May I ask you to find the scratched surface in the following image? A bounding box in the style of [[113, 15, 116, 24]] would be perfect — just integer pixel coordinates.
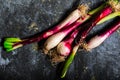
[[0, 0, 120, 80]]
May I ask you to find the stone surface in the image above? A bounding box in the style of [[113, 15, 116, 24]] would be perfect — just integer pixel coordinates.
[[0, 0, 120, 80]]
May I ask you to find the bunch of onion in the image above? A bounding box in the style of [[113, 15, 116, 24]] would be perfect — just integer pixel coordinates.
[[44, 0, 120, 63], [5, 0, 113, 52], [42, 3, 108, 63], [43, 2, 113, 53], [60, 0, 120, 78], [3, 4, 88, 52], [2, 0, 120, 79]]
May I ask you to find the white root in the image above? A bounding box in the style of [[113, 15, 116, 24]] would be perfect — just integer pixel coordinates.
[[57, 42, 70, 56], [87, 35, 108, 50], [43, 32, 66, 54], [57, 4, 88, 29]]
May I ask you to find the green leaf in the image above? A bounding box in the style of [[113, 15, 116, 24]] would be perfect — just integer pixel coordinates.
[[61, 53, 75, 78], [4, 41, 13, 45], [6, 48, 14, 52], [61, 45, 79, 78], [4, 42, 13, 48], [88, 3, 106, 15], [4, 45, 12, 49], [5, 38, 21, 42], [97, 12, 120, 24]]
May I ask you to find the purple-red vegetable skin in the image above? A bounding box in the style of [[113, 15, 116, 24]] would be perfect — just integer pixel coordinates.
[[57, 29, 80, 56], [56, 6, 111, 56], [87, 19, 120, 50], [4, 5, 88, 52], [79, 6, 113, 40], [43, 20, 82, 54]]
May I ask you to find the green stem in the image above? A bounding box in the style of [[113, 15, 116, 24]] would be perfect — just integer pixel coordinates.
[[61, 53, 75, 78], [5, 38, 21, 42], [97, 12, 120, 24], [61, 45, 79, 78], [88, 3, 106, 15], [89, 0, 119, 15]]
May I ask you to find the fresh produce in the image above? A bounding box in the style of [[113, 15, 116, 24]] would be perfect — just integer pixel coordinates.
[[43, 3, 107, 54], [56, 3, 107, 58], [3, 0, 120, 79], [86, 18, 120, 50], [3, 5, 88, 52], [61, 0, 120, 78], [43, 20, 82, 54], [57, 28, 80, 57]]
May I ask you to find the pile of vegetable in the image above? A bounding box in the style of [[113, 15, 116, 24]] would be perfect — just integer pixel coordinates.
[[3, 0, 120, 78]]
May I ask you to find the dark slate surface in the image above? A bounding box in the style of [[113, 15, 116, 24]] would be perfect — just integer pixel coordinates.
[[0, 0, 120, 80]]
